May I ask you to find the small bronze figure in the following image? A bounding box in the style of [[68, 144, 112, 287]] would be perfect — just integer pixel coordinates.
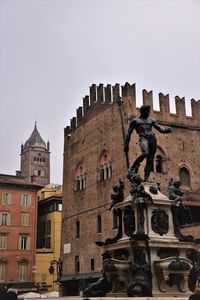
[[108, 179, 124, 210], [168, 178, 183, 204], [127, 169, 153, 203]]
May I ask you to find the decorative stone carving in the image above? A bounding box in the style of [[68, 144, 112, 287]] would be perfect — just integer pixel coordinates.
[[103, 257, 132, 293], [151, 208, 169, 236], [84, 271, 112, 297], [171, 204, 194, 242], [127, 169, 153, 203], [154, 256, 193, 293], [127, 249, 152, 297], [123, 207, 135, 237], [168, 178, 183, 204]]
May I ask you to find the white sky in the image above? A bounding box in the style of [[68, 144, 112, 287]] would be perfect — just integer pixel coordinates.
[[0, 0, 200, 184]]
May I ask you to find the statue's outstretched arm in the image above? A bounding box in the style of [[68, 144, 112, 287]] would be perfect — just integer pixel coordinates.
[[152, 119, 172, 134]]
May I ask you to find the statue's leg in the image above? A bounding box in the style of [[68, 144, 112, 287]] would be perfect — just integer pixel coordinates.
[[144, 161, 152, 181], [144, 139, 157, 181], [131, 138, 148, 172], [131, 153, 147, 171]]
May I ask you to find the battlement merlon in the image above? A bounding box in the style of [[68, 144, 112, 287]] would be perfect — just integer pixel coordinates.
[[64, 83, 200, 135]]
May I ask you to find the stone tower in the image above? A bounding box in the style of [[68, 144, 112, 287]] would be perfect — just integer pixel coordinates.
[[20, 122, 50, 186]]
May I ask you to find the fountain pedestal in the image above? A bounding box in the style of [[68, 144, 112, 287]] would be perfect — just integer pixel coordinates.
[[102, 182, 195, 298]]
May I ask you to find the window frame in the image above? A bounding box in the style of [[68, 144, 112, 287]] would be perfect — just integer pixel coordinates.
[[19, 235, 30, 250], [21, 213, 29, 227], [21, 194, 31, 206], [19, 263, 28, 281], [0, 263, 6, 282], [97, 215, 102, 233], [75, 220, 80, 238], [0, 234, 7, 250], [2, 193, 11, 205], [0, 212, 10, 226]]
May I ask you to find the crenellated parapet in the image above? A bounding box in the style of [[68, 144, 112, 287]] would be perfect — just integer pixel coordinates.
[[65, 83, 200, 134]]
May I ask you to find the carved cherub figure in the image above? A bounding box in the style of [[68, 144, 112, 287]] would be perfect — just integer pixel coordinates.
[[127, 169, 153, 203], [108, 179, 124, 210], [168, 178, 183, 204]]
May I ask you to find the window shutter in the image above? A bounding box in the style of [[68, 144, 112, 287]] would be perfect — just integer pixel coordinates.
[[18, 236, 22, 250], [4, 236, 7, 249], [7, 213, 10, 225], [28, 195, 31, 206], [2, 193, 4, 204], [8, 193, 11, 204], [27, 236, 30, 250], [27, 214, 29, 226]]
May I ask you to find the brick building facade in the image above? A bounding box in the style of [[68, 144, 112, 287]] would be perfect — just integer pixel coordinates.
[[0, 174, 42, 293], [61, 83, 200, 295], [0, 124, 51, 294]]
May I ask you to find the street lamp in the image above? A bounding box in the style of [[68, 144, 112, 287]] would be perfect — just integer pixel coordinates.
[[48, 258, 63, 283]]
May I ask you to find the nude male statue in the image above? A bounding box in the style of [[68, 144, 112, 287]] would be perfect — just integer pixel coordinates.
[[124, 105, 171, 181]]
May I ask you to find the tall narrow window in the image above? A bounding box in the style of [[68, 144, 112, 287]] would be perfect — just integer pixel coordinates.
[[21, 213, 29, 227], [179, 166, 191, 189], [2, 193, 11, 205], [76, 221, 80, 238], [155, 155, 163, 173], [75, 256, 80, 273], [97, 215, 102, 233], [91, 259, 95, 271], [98, 150, 112, 181], [154, 147, 167, 174], [0, 213, 10, 226], [75, 161, 86, 191], [0, 263, 6, 282], [19, 235, 30, 250], [0, 234, 7, 250], [21, 195, 31, 206], [19, 263, 28, 281]]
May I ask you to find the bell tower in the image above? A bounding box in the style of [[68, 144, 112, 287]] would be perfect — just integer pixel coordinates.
[[20, 122, 50, 186]]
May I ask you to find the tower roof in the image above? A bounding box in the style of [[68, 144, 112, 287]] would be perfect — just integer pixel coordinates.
[[24, 122, 46, 149]]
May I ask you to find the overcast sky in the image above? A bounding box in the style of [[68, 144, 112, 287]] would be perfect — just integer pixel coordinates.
[[0, 0, 200, 184]]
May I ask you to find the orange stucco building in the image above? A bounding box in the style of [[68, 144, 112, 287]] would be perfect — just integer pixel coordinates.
[[0, 174, 42, 293]]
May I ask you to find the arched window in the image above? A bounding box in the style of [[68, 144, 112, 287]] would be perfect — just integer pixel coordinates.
[[75, 220, 80, 238], [98, 150, 112, 181], [97, 215, 102, 233], [75, 256, 80, 273], [179, 166, 191, 189], [154, 146, 167, 174], [75, 161, 86, 191]]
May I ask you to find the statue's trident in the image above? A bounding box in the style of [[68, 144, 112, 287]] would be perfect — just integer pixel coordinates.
[[116, 96, 130, 170]]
